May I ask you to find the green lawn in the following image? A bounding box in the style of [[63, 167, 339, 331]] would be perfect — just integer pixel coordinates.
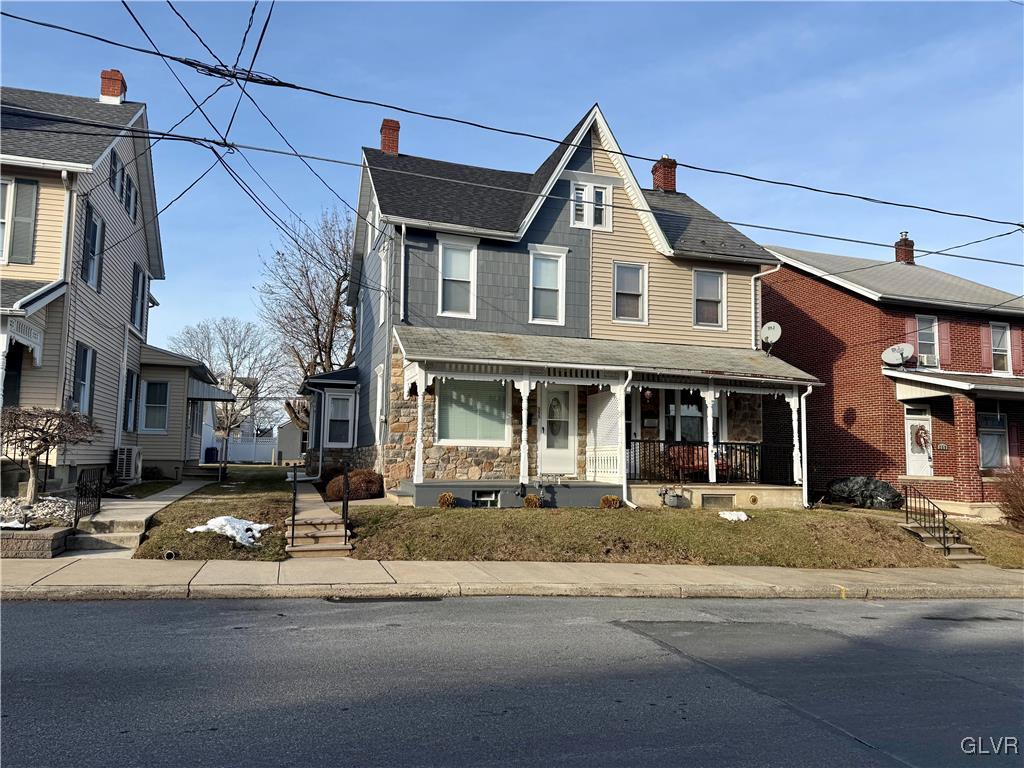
[[955, 523, 1024, 569], [348, 505, 949, 568], [134, 467, 291, 561]]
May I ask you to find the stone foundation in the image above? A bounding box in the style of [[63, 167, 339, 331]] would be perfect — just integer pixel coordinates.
[[1, 526, 72, 558], [307, 445, 379, 477]]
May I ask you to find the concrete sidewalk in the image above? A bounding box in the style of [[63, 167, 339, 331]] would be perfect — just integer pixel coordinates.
[[1, 557, 1021, 600]]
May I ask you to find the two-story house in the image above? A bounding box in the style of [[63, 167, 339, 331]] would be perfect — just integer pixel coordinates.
[[301, 105, 818, 509], [762, 236, 1023, 518], [1, 71, 232, 492]]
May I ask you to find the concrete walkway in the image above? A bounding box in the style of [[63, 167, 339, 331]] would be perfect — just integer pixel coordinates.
[[1, 557, 1021, 600], [294, 482, 342, 521], [82, 479, 214, 530]]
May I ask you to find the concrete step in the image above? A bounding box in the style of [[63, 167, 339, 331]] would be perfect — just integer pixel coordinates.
[[384, 491, 415, 507], [67, 532, 143, 551], [285, 542, 354, 558], [77, 514, 153, 534], [945, 552, 987, 564], [286, 515, 346, 526], [294, 531, 351, 546]]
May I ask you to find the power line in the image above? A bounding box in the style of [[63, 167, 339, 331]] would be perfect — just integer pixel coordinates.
[[9, 112, 1023, 270], [2, 8, 1021, 229]]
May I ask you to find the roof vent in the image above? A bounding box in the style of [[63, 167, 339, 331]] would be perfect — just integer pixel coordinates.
[[100, 69, 127, 105]]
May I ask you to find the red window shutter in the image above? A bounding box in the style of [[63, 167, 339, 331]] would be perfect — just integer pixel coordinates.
[[980, 323, 993, 372], [1009, 422, 1021, 469], [938, 321, 952, 367], [904, 317, 917, 360], [1012, 328, 1024, 375]]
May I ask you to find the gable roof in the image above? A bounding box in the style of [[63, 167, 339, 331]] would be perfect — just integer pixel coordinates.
[[141, 344, 218, 385], [1, 86, 143, 167], [767, 245, 1024, 317]]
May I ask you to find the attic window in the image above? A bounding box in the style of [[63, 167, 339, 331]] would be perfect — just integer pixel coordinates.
[[569, 182, 611, 231]]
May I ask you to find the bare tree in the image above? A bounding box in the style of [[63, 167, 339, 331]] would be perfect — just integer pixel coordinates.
[[1, 407, 101, 505], [169, 317, 285, 463], [257, 207, 357, 390]]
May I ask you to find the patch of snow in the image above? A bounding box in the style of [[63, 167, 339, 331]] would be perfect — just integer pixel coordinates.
[[718, 510, 750, 523], [0, 520, 30, 529], [0, 496, 75, 525], [187, 516, 271, 546]]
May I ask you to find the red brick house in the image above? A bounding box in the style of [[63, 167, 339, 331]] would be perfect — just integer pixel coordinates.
[[761, 235, 1023, 518]]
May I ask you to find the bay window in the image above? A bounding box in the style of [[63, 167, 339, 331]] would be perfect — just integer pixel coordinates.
[[529, 245, 566, 325], [436, 380, 509, 446], [437, 235, 477, 318], [613, 262, 646, 323], [694, 270, 725, 328]]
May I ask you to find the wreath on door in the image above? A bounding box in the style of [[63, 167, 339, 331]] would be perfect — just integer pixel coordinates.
[[913, 425, 931, 449]]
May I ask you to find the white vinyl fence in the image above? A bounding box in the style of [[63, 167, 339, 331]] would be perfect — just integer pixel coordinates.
[[218, 436, 277, 464]]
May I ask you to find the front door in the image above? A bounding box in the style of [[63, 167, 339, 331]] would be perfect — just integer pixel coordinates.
[[904, 405, 933, 476], [539, 384, 576, 475]]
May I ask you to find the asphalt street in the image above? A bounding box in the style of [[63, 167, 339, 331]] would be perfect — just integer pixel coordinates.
[[2, 597, 1022, 767]]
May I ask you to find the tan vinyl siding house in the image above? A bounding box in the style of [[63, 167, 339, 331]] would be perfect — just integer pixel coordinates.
[[590, 130, 756, 349], [0, 170, 68, 281]]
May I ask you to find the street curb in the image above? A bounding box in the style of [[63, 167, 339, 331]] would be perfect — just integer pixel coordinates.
[[4, 582, 1022, 601]]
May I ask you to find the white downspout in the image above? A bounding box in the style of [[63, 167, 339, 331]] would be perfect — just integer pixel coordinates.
[[621, 370, 636, 508], [800, 385, 813, 508], [750, 264, 782, 350]]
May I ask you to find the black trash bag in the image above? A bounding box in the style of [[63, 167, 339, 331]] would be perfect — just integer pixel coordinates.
[[827, 476, 904, 509]]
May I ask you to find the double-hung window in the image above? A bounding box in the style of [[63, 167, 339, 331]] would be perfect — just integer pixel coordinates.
[[81, 203, 105, 290], [123, 370, 138, 431], [694, 270, 725, 328], [978, 412, 1008, 469], [991, 322, 1011, 374], [436, 380, 509, 446], [529, 245, 566, 325], [569, 182, 611, 231], [325, 392, 355, 447], [916, 315, 939, 368], [613, 262, 646, 323], [0, 178, 11, 261], [437, 235, 477, 318], [130, 264, 147, 331], [141, 381, 169, 432], [109, 151, 137, 220], [72, 343, 97, 415], [109, 151, 124, 199]]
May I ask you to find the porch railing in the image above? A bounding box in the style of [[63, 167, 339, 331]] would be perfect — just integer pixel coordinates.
[[904, 484, 962, 554], [585, 446, 620, 482], [625, 440, 794, 485]]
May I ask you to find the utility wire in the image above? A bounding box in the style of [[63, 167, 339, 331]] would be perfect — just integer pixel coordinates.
[[11, 113, 1023, 270], [2, 8, 1021, 229]]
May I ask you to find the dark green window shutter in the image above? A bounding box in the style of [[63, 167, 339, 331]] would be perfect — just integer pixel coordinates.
[[82, 205, 94, 281], [9, 179, 38, 264], [87, 349, 98, 416]]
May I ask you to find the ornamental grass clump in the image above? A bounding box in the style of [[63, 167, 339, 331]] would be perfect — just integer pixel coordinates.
[[600, 495, 622, 510], [522, 494, 542, 508], [437, 492, 457, 508]]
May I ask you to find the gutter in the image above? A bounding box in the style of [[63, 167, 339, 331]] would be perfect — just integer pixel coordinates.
[[750, 264, 781, 350], [800, 384, 812, 508], [0, 154, 92, 173]]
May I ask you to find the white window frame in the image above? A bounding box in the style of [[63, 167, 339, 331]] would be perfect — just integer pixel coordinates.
[[990, 322, 1011, 375], [73, 344, 96, 415], [139, 380, 169, 433], [916, 315, 939, 368], [693, 269, 727, 330], [977, 411, 1009, 469], [123, 369, 138, 432], [0, 176, 13, 264], [324, 391, 356, 449], [81, 203, 104, 291], [434, 379, 512, 448], [569, 182, 612, 232], [436, 234, 478, 319], [528, 244, 567, 326], [612, 261, 648, 325]]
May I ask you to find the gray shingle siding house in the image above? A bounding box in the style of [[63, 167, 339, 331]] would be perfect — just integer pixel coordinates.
[[303, 106, 817, 508]]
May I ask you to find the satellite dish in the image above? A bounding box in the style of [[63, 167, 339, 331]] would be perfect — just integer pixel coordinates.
[[760, 322, 782, 346], [881, 343, 914, 366]]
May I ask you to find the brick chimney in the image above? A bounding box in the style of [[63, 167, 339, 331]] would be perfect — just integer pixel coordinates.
[[99, 69, 127, 105], [895, 231, 915, 264], [380, 119, 400, 155], [652, 155, 677, 193]]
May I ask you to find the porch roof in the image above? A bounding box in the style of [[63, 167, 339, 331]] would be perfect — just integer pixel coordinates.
[[395, 327, 818, 386], [884, 368, 1024, 399]]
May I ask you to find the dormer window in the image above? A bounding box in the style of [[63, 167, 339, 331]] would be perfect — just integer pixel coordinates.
[[570, 182, 611, 231]]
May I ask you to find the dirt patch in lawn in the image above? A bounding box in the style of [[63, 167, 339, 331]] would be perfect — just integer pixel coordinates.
[[349, 506, 949, 568], [956, 523, 1024, 569], [134, 468, 291, 561]]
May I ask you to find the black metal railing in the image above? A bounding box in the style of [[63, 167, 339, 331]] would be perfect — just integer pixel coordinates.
[[904, 485, 961, 554], [290, 464, 298, 547], [625, 440, 795, 485], [73, 468, 104, 529]]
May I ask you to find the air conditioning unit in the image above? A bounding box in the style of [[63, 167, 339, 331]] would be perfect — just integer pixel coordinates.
[[917, 354, 938, 368], [115, 446, 143, 480]]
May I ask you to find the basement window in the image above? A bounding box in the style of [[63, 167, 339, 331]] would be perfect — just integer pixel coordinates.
[[472, 490, 500, 508]]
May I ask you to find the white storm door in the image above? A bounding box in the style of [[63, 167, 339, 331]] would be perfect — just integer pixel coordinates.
[[904, 405, 933, 476], [539, 384, 576, 474]]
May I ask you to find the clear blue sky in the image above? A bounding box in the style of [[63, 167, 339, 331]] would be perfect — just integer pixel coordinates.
[[4, 1, 1022, 346]]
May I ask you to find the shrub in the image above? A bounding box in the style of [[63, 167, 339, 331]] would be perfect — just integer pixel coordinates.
[[523, 494, 542, 508], [996, 466, 1024, 531], [600, 495, 621, 510], [438, 492, 457, 508], [324, 469, 384, 502]]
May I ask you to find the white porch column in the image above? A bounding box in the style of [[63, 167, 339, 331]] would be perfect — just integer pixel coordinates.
[[412, 374, 426, 484], [787, 389, 802, 485], [516, 378, 531, 484], [0, 333, 8, 411], [614, 374, 631, 496], [702, 388, 717, 484]]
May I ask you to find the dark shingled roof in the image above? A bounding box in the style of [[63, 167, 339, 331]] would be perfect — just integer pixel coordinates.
[[643, 190, 775, 264], [1, 86, 143, 166], [1, 279, 49, 309]]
